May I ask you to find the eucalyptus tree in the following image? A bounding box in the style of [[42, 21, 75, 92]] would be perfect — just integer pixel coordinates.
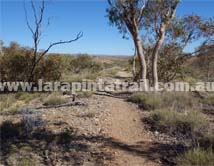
[[107, 0, 150, 89], [144, 0, 180, 90], [107, 0, 180, 90]]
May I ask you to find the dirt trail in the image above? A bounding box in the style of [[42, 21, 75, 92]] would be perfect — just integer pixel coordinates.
[[102, 97, 160, 166]]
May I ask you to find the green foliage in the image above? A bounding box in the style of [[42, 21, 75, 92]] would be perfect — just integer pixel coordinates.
[[36, 54, 64, 81], [128, 92, 196, 111], [128, 92, 162, 110], [43, 94, 69, 106], [82, 111, 96, 118], [69, 54, 103, 74], [199, 132, 214, 150], [0, 43, 32, 81], [145, 110, 208, 138], [0, 95, 16, 111], [202, 95, 214, 105], [15, 92, 42, 102], [76, 91, 93, 98], [17, 157, 35, 166], [177, 148, 214, 166], [0, 42, 64, 82]]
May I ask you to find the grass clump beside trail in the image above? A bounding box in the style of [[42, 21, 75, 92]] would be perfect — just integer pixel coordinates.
[[202, 95, 214, 105], [145, 110, 208, 138], [43, 94, 69, 106], [76, 91, 93, 98], [84, 111, 96, 118], [128, 92, 162, 110], [177, 148, 214, 166], [0, 95, 16, 111], [198, 132, 214, 150], [0, 92, 45, 112], [15, 92, 42, 103], [128, 92, 196, 111]]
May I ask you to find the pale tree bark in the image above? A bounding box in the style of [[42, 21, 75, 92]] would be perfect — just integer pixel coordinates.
[[207, 62, 210, 82], [152, 23, 166, 90], [107, 0, 148, 90], [151, 2, 179, 91], [132, 47, 137, 78], [134, 35, 148, 90], [131, 24, 148, 90]]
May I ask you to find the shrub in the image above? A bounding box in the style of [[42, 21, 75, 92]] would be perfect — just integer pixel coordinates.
[[69, 54, 103, 74], [36, 54, 64, 81], [0, 42, 63, 82], [4, 106, 19, 113], [0, 120, 22, 140], [76, 91, 93, 98], [15, 92, 42, 102], [43, 94, 69, 106], [177, 148, 214, 166], [20, 108, 46, 133], [0, 43, 32, 81], [62, 72, 100, 82], [128, 92, 163, 110], [0, 95, 16, 111], [202, 95, 214, 105], [82, 111, 96, 118], [17, 157, 35, 166], [162, 92, 196, 112], [145, 110, 208, 139], [128, 92, 196, 111], [199, 132, 214, 150]]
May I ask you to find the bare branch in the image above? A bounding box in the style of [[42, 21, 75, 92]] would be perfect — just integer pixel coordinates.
[[24, 0, 83, 82], [38, 0, 45, 26], [24, 2, 34, 36], [31, 0, 38, 25], [36, 32, 83, 65]]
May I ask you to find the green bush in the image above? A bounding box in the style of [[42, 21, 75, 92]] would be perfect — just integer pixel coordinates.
[[0, 95, 16, 111], [0, 42, 63, 82], [83, 111, 96, 118], [69, 54, 103, 74], [202, 95, 214, 105], [145, 110, 208, 138], [199, 132, 214, 150], [128, 92, 196, 111], [128, 92, 162, 110], [43, 94, 69, 106], [0, 44, 32, 81], [177, 148, 214, 166], [76, 91, 93, 98], [15, 92, 42, 102], [36, 55, 64, 81], [162, 92, 196, 111]]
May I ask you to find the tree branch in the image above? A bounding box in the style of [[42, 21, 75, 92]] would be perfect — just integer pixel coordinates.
[[137, 0, 148, 24], [24, 2, 34, 36], [36, 31, 83, 65]]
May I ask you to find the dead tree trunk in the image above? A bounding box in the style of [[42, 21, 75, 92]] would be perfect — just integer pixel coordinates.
[[24, 0, 83, 82]]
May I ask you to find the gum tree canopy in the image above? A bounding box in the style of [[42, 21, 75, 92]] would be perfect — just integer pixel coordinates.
[[107, 0, 180, 90]]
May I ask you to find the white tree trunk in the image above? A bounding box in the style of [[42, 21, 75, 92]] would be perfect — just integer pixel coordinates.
[[134, 34, 148, 91], [152, 24, 166, 91]]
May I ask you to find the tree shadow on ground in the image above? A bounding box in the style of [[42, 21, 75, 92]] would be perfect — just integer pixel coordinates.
[[0, 121, 185, 166]]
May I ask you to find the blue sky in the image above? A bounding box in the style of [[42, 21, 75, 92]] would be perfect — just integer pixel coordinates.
[[0, 0, 214, 56]]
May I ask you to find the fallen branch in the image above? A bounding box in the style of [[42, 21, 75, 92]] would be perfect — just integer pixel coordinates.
[[35, 101, 86, 109], [94, 91, 132, 99]]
